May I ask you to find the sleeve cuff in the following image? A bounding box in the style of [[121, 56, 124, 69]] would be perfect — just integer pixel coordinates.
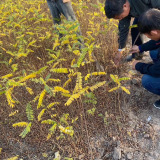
[[138, 46, 143, 53], [118, 48, 125, 52], [135, 62, 143, 72], [118, 49, 123, 52]]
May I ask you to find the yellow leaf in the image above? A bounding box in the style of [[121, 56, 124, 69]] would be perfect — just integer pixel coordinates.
[[65, 93, 81, 106], [61, 93, 71, 97], [9, 58, 13, 64], [12, 122, 28, 127], [86, 31, 92, 35], [5, 87, 15, 108], [53, 41, 60, 50], [18, 73, 36, 83], [61, 39, 69, 46], [85, 74, 90, 81], [71, 59, 76, 66], [0, 33, 6, 37], [51, 68, 68, 73], [41, 119, 55, 124], [42, 153, 48, 158], [9, 110, 19, 117], [59, 125, 74, 136], [90, 81, 106, 92], [129, 24, 138, 29], [63, 78, 72, 88], [85, 72, 106, 81], [49, 123, 57, 133], [16, 53, 28, 58], [27, 40, 37, 48], [110, 74, 117, 82], [73, 50, 80, 56], [127, 131, 132, 137], [108, 87, 119, 92], [6, 156, 19, 160], [73, 72, 82, 93], [47, 79, 61, 82], [1, 73, 13, 79], [14, 23, 21, 28], [110, 74, 120, 85], [121, 86, 130, 94], [16, 34, 25, 39], [47, 102, 60, 109], [26, 32, 34, 35], [54, 86, 70, 94], [47, 133, 52, 140], [37, 90, 46, 109], [38, 109, 46, 121], [26, 87, 34, 95], [128, 70, 136, 75]]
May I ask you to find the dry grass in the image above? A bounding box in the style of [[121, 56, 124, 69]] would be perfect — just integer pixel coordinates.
[[0, 0, 130, 159]]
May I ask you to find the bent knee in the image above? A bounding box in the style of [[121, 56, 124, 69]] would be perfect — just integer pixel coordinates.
[[142, 75, 152, 89]]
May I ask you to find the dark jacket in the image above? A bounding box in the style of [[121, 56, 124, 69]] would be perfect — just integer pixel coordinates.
[[118, 0, 160, 49], [135, 40, 160, 77], [139, 40, 160, 53]]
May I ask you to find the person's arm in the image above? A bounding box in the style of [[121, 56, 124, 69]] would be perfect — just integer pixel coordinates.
[[113, 16, 131, 65], [118, 16, 131, 49], [130, 40, 160, 53], [135, 61, 160, 77], [143, 0, 160, 9], [63, 0, 70, 3], [139, 40, 160, 52]]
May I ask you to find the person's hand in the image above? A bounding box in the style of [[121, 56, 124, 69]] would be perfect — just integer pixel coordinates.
[[132, 60, 139, 70], [114, 51, 123, 66], [130, 45, 140, 54], [63, 0, 70, 3]]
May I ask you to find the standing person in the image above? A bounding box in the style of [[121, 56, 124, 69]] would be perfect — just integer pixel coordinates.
[[104, 0, 160, 64], [132, 9, 160, 109], [47, 0, 83, 43], [47, 0, 77, 24]]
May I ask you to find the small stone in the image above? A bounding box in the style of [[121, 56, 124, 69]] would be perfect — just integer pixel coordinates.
[[116, 141, 121, 147], [98, 148, 104, 157], [144, 134, 150, 138], [133, 133, 136, 138], [135, 91, 141, 96], [113, 147, 121, 160], [113, 136, 116, 141], [79, 154, 85, 159], [133, 151, 144, 160], [144, 153, 150, 157], [127, 152, 133, 159], [103, 153, 112, 159], [132, 78, 138, 85]]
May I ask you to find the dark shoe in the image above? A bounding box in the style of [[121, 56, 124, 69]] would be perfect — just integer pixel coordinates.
[[153, 99, 160, 109], [125, 54, 134, 62], [125, 52, 144, 62], [134, 52, 143, 60]]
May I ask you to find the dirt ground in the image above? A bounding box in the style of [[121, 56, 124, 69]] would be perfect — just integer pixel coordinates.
[[114, 51, 160, 160], [108, 35, 160, 160], [1, 49, 160, 160], [0, 21, 160, 160]]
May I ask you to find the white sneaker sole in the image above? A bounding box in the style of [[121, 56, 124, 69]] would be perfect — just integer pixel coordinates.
[[153, 103, 160, 109]]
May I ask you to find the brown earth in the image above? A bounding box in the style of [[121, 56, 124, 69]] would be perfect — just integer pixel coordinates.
[[1, 1, 160, 160]]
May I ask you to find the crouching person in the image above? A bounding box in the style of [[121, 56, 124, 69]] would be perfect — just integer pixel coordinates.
[[132, 9, 160, 109]]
